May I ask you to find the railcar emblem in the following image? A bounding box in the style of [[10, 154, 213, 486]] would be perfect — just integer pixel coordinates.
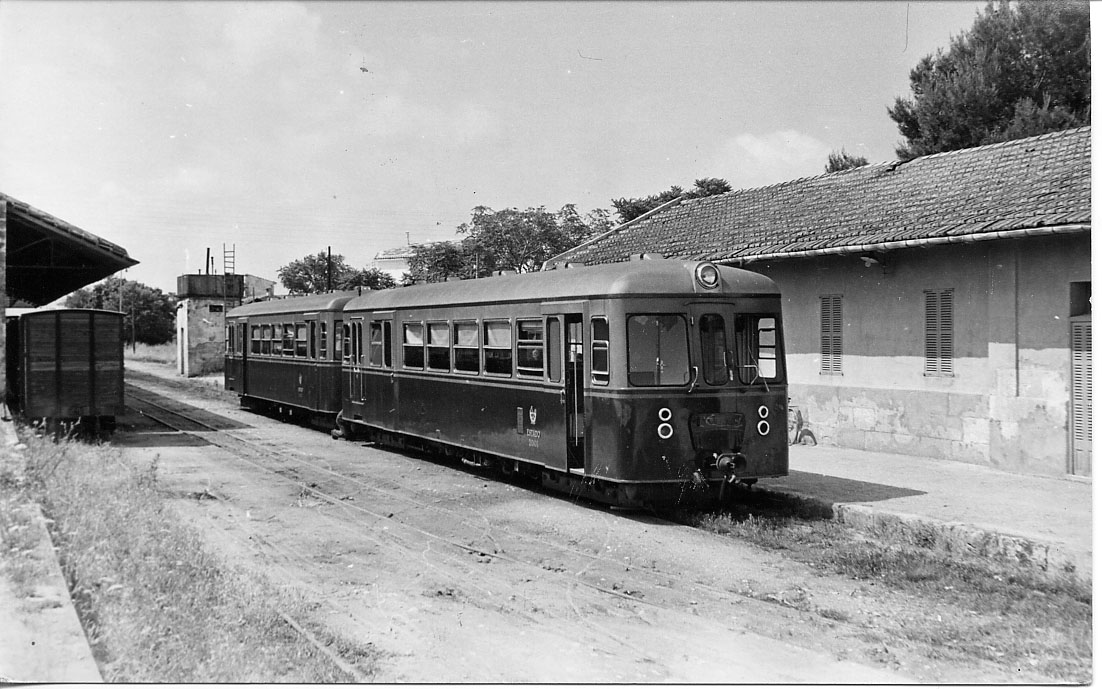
[[529, 406, 537, 425]]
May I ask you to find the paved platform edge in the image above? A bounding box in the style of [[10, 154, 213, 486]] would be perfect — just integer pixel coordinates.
[[756, 483, 1091, 580], [0, 418, 104, 683]]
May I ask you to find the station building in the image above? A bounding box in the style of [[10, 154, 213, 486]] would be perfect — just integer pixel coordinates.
[[548, 127, 1091, 479]]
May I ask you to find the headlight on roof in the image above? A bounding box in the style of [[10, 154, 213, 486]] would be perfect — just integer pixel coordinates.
[[695, 262, 720, 289]]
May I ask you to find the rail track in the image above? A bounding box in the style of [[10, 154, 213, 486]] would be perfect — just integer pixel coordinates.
[[126, 383, 762, 608], [120, 374, 906, 682]]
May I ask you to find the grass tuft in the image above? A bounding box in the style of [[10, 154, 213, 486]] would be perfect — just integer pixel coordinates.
[[689, 498, 1092, 683], [125, 342, 176, 365], [13, 432, 377, 683]]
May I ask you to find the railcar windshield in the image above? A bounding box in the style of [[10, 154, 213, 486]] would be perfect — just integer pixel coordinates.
[[627, 314, 690, 386], [735, 314, 782, 384]]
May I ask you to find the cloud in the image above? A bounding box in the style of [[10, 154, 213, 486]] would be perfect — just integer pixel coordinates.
[[186, 2, 323, 74], [711, 130, 832, 190]]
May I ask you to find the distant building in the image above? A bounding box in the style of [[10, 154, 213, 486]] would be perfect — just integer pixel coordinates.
[[175, 273, 275, 377], [548, 127, 1091, 479], [372, 245, 416, 284]]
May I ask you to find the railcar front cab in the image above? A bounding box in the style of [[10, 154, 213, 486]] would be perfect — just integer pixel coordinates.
[[584, 260, 788, 506]]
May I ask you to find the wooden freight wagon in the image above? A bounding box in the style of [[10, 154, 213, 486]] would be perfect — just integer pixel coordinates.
[[5, 309, 125, 431]]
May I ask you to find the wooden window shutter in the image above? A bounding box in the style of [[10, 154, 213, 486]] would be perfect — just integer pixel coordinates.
[[820, 295, 842, 374], [924, 289, 953, 375]]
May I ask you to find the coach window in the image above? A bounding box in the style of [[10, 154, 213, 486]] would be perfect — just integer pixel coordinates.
[[369, 321, 392, 368], [282, 323, 295, 357], [342, 323, 352, 364], [261, 324, 272, 355], [547, 317, 562, 383], [272, 324, 283, 355], [453, 321, 479, 373], [308, 322, 317, 359], [226, 325, 234, 355], [484, 320, 512, 376], [627, 314, 690, 387], [427, 322, 450, 371], [353, 322, 364, 364], [332, 321, 340, 360], [591, 318, 609, 385], [295, 323, 309, 358], [516, 320, 544, 378], [734, 314, 780, 384], [699, 314, 729, 385], [250, 326, 260, 354], [403, 323, 425, 369]]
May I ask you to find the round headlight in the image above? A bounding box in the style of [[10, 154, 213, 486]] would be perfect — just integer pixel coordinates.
[[695, 262, 720, 289]]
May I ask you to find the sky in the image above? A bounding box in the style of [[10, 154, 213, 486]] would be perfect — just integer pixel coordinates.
[[0, 1, 991, 295]]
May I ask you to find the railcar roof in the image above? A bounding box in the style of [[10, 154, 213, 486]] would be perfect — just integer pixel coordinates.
[[226, 291, 359, 318], [346, 259, 777, 312]]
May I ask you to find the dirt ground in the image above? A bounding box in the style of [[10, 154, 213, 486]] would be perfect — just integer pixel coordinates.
[[82, 361, 1056, 683]]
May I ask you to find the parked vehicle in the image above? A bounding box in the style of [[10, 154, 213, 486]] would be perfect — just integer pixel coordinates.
[[5, 308, 124, 433], [226, 258, 788, 507]]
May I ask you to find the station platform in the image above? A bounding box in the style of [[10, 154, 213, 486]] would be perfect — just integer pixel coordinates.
[[759, 444, 1092, 579]]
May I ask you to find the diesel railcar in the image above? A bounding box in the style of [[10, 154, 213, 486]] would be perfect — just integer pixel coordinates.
[[224, 292, 356, 424], [336, 257, 788, 507], [5, 308, 125, 433]]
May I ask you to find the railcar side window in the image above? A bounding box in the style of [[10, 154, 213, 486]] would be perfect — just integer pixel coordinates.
[[353, 322, 364, 364], [369, 321, 392, 368], [627, 315, 690, 387], [547, 318, 562, 383], [453, 321, 478, 373], [282, 323, 295, 357], [261, 324, 272, 355], [332, 321, 340, 360], [403, 323, 425, 369], [342, 323, 352, 363], [734, 314, 781, 383], [251, 326, 261, 355], [295, 323, 308, 358], [516, 320, 544, 378], [484, 320, 512, 376], [591, 318, 609, 385], [700, 314, 729, 385], [427, 322, 450, 370], [308, 322, 316, 359], [272, 324, 283, 355], [226, 325, 234, 355]]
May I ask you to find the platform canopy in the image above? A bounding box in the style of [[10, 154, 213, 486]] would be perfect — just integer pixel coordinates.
[[3, 193, 138, 306]]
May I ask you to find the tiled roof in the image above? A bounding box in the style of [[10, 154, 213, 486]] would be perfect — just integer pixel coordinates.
[[550, 126, 1090, 266]]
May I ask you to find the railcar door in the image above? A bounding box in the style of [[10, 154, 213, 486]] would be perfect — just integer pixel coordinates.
[[564, 314, 586, 472], [346, 317, 366, 416], [540, 303, 587, 474], [240, 320, 250, 396]]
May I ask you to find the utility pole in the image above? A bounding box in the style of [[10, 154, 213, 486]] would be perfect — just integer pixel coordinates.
[[326, 246, 333, 292]]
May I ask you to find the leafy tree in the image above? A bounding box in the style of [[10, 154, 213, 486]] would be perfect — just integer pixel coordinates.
[[888, 0, 1089, 160], [459, 204, 610, 275], [404, 241, 470, 284], [339, 268, 397, 291], [406, 205, 612, 283], [825, 149, 869, 173], [277, 251, 354, 294], [64, 277, 176, 345], [612, 177, 732, 223]]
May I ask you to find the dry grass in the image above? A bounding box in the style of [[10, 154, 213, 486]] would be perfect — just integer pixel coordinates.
[[691, 502, 1092, 682], [13, 432, 377, 682], [125, 342, 176, 365]]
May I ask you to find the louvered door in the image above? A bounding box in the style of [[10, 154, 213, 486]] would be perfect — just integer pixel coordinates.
[[1069, 318, 1091, 476]]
